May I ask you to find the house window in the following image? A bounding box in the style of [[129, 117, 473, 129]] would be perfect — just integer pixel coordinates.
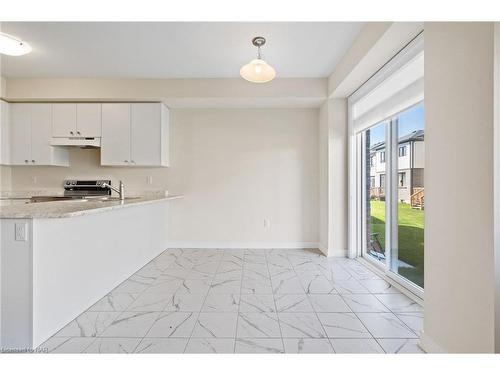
[[380, 151, 385, 163], [380, 174, 385, 188], [370, 156, 375, 166], [399, 172, 406, 187], [370, 177, 375, 187], [399, 146, 407, 157]]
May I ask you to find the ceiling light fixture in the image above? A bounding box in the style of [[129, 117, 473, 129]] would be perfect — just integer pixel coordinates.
[[0, 32, 32, 56], [240, 36, 276, 83]]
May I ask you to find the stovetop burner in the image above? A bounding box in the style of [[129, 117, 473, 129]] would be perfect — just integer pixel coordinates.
[[63, 179, 112, 198]]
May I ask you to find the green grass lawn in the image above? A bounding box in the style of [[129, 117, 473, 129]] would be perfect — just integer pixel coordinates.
[[370, 200, 424, 288]]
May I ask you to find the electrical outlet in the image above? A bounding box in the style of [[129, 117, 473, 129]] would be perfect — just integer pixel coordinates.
[[15, 222, 28, 241], [31, 176, 37, 184], [264, 219, 270, 229], [147, 176, 153, 185]]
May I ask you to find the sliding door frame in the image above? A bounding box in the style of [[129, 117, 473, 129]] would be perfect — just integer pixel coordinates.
[[347, 32, 425, 299], [349, 106, 424, 299]]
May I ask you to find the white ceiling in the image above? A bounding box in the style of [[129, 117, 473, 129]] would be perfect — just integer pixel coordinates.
[[0, 22, 363, 78]]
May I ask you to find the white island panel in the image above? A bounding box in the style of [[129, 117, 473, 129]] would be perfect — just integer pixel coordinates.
[[1, 200, 170, 349]]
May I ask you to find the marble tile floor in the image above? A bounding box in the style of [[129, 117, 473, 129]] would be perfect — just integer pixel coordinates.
[[39, 248, 424, 354]]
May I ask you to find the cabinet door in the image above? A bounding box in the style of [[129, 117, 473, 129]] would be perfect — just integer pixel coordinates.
[[30, 104, 53, 165], [101, 103, 131, 165], [52, 103, 77, 137], [0, 100, 10, 165], [10, 104, 31, 165], [77, 103, 101, 137], [130, 103, 161, 166]]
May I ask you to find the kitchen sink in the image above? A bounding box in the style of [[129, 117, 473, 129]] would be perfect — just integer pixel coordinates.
[[95, 196, 141, 201], [29, 196, 141, 203], [29, 196, 88, 203]]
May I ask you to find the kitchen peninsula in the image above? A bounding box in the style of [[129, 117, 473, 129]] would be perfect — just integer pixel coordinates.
[[0, 194, 181, 350]]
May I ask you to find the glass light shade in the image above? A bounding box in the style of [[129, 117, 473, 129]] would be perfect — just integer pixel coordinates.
[[240, 58, 276, 83], [0, 33, 32, 56]]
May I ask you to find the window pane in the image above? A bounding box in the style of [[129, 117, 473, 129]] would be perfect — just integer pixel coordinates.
[[392, 103, 425, 288], [362, 122, 387, 263]]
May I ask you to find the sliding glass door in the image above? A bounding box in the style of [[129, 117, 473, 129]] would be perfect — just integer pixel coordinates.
[[392, 104, 425, 288], [360, 121, 387, 265], [357, 103, 425, 292], [348, 33, 424, 295]]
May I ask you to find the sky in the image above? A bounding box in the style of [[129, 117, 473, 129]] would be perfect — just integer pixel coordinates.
[[369, 103, 425, 145]]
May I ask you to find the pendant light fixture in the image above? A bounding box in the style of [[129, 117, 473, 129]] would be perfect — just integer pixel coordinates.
[[240, 36, 276, 83], [0, 32, 32, 56]]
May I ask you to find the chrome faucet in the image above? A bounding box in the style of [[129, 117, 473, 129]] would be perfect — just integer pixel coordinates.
[[100, 180, 125, 201]]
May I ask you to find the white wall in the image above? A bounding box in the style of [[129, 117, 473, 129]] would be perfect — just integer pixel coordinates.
[[495, 21, 500, 355], [9, 108, 320, 247], [318, 102, 329, 251], [422, 22, 495, 353], [4, 78, 327, 109], [0, 166, 10, 191], [318, 99, 348, 256], [328, 22, 423, 98]]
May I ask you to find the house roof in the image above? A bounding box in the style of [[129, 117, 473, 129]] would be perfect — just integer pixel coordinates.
[[370, 130, 424, 151]]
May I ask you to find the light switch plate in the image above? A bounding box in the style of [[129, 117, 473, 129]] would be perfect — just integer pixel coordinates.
[[15, 222, 28, 241]]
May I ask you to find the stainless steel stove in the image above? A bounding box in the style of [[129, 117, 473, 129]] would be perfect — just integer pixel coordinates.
[[30, 179, 112, 203], [63, 179, 112, 198]]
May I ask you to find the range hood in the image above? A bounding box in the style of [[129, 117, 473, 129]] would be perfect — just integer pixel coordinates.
[[50, 137, 101, 148]]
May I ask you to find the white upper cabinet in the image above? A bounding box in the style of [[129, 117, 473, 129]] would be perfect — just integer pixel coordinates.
[[30, 104, 54, 164], [131, 103, 169, 166], [10, 103, 32, 165], [0, 100, 10, 165], [101, 103, 131, 166], [52, 103, 101, 137], [52, 103, 77, 137], [5, 102, 166, 167], [10, 103, 69, 166], [101, 103, 169, 167], [77, 104, 101, 137]]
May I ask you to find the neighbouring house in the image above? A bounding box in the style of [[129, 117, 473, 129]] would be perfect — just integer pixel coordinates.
[[370, 129, 425, 206]]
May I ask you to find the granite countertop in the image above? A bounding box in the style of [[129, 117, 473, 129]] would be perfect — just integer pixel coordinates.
[[0, 190, 63, 199], [0, 194, 183, 219]]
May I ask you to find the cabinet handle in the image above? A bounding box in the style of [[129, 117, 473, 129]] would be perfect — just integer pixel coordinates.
[[77, 131, 81, 135], [32, 160, 35, 163], [124, 160, 129, 163], [24, 159, 28, 163], [70, 131, 74, 135], [131, 160, 135, 164]]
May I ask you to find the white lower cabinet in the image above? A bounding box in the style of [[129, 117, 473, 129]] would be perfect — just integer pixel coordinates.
[[10, 104, 69, 166], [101, 102, 169, 167]]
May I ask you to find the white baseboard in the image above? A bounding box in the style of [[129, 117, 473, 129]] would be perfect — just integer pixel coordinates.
[[317, 243, 348, 258], [318, 243, 328, 256], [167, 242, 319, 250], [419, 331, 446, 353], [327, 248, 348, 257]]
